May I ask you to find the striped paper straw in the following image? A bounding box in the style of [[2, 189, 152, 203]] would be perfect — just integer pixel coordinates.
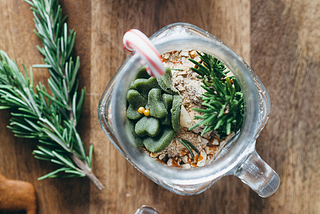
[[123, 29, 165, 78]]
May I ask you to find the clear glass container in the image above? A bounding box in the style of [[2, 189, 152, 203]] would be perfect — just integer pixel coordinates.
[[98, 23, 280, 197]]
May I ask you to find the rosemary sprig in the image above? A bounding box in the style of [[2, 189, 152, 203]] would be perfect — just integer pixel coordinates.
[[188, 52, 244, 139], [0, 0, 104, 190]]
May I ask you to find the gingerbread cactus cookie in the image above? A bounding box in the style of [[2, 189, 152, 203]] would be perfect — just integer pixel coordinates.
[[0, 173, 37, 214]]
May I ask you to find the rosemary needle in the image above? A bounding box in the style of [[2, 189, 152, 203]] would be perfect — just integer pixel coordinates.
[[179, 139, 199, 161]]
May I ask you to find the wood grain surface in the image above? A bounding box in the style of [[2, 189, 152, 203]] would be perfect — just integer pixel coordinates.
[[0, 0, 319, 213]]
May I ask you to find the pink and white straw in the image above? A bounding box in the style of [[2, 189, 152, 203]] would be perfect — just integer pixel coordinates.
[[123, 29, 165, 78]]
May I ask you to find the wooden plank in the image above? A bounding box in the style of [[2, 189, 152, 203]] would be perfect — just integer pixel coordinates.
[[0, 1, 91, 214], [251, 0, 320, 213]]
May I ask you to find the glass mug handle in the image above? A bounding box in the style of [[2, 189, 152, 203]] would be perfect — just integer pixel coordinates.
[[235, 150, 280, 198], [134, 205, 159, 214]]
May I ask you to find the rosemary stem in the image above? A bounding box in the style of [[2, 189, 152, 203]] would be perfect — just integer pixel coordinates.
[[70, 152, 105, 190]]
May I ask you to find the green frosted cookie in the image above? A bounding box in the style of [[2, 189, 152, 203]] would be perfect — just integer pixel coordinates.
[[126, 119, 143, 147], [131, 77, 160, 98], [147, 88, 167, 119], [126, 89, 147, 120], [171, 95, 182, 131], [135, 67, 150, 79], [161, 93, 173, 125], [156, 68, 179, 95], [135, 116, 161, 137], [143, 127, 176, 153]]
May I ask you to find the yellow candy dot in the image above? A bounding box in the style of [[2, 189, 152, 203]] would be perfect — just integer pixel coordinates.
[[144, 109, 150, 116], [138, 107, 145, 114]]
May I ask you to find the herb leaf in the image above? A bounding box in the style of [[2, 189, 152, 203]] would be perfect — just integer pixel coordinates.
[[188, 52, 244, 139], [0, 0, 104, 190], [179, 139, 199, 161]]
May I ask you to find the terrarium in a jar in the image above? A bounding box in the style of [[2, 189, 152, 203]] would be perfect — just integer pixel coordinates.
[[98, 23, 280, 197]]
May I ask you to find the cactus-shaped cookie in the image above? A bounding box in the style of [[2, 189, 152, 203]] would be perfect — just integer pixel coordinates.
[[126, 119, 143, 146], [171, 95, 182, 131], [131, 77, 160, 98], [143, 127, 176, 153], [147, 88, 167, 119], [126, 89, 147, 120], [161, 93, 173, 125], [134, 67, 150, 79], [135, 117, 161, 137], [156, 68, 179, 95]]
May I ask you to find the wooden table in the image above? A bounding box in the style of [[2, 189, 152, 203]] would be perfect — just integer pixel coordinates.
[[0, 0, 319, 213]]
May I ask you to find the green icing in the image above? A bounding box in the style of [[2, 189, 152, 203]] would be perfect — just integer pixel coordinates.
[[143, 127, 176, 153], [147, 88, 167, 119], [156, 68, 179, 95], [131, 77, 160, 98], [126, 89, 147, 120], [126, 119, 143, 147], [161, 93, 173, 125], [135, 116, 161, 137], [171, 95, 182, 131], [135, 67, 150, 79]]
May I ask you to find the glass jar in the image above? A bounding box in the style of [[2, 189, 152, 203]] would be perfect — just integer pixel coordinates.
[[98, 23, 280, 197]]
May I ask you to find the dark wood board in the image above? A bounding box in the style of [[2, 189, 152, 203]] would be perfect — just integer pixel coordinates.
[[0, 0, 319, 213]]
